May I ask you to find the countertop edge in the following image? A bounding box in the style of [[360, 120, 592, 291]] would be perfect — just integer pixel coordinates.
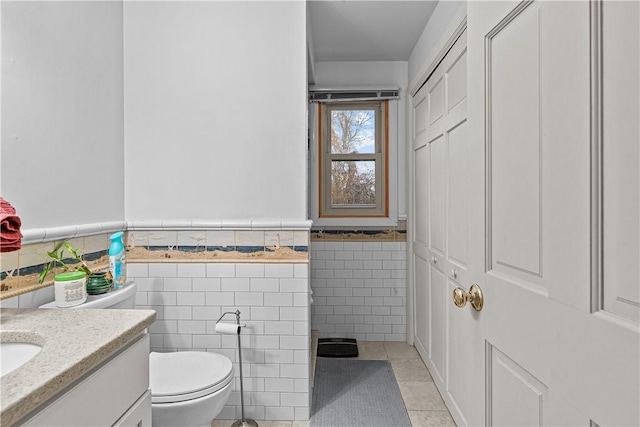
[[0, 309, 156, 426]]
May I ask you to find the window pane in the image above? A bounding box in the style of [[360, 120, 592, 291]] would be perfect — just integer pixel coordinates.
[[330, 110, 375, 154], [331, 160, 376, 206]]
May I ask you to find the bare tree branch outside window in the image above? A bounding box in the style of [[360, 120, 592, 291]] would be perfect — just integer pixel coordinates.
[[330, 110, 376, 206]]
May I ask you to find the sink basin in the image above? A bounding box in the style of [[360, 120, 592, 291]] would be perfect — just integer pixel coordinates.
[[0, 342, 42, 377]]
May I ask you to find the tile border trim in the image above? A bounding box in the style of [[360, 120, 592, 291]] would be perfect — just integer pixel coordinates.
[[22, 222, 126, 245], [127, 219, 313, 231], [21, 220, 314, 244]]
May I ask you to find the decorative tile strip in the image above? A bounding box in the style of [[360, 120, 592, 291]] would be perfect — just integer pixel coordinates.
[[0, 250, 110, 299], [311, 223, 406, 242], [126, 246, 308, 263], [4, 221, 312, 300]]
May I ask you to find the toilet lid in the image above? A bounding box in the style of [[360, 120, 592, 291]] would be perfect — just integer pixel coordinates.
[[150, 351, 233, 403]]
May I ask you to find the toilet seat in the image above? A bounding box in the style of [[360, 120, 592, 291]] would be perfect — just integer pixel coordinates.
[[150, 351, 233, 404]]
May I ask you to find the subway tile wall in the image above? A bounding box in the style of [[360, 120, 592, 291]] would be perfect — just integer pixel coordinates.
[[129, 262, 311, 421], [310, 241, 407, 342]]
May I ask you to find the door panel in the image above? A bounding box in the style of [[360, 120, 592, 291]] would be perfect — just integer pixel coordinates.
[[481, 1, 590, 421], [414, 253, 429, 355], [429, 136, 446, 255], [489, 1, 542, 279], [414, 145, 429, 247], [429, 76, 445, 126], [414, 87, 429, 140], [429, 263, 446, 384], [446, 50, 467, 113], [447, 121, 469, 269], [602, 0, 640, 323], [488, 344, 548, 427], [412, 85, 430, 359], [468, 1, 640, 426], [446, 277, 473, 427]]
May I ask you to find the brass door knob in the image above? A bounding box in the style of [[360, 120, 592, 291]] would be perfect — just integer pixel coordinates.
[[453, 284, 484, 312]]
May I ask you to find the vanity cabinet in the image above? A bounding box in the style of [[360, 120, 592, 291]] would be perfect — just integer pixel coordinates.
[[19, 334, 150, 427]]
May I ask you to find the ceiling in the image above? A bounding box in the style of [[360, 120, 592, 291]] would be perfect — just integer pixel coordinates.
[[307, 0, 438, 63]]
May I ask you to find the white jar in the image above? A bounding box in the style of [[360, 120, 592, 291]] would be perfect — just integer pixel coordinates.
[[54, 271, 87, 308]]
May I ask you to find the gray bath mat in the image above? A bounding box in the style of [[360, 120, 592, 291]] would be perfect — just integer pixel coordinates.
[[311, 359, 411, 427]]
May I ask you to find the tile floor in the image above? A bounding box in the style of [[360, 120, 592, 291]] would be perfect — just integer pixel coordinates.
[[212, 341, 456, 427]]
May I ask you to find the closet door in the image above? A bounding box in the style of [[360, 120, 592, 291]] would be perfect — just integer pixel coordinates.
[[411, 82, 430, 361], [411, 30, 483, 425]]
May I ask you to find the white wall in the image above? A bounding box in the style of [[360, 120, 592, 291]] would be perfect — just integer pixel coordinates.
[[123, 1, 307, 222], [312, 61, 408, 220], [1, 1, 124, 230], [408, 1, 466, 83], [313, 61, 407, 90]]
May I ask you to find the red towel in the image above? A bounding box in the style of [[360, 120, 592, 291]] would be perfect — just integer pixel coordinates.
[[1, 197, 22, 252]]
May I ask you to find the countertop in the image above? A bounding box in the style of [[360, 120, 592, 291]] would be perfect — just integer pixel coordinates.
[[0, 307, 156, 426]]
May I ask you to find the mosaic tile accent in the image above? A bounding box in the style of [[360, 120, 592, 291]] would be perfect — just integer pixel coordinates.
[[2, 228, 310, 301], [0, 233, 112, 299], [206, 231, 235, 248], [125, 230, 309, 263], [311, 220, 406, 242], [235, 230, 265, 247], [126, 246, 308, 263], [127, 231, 149, 248], [177, 231, 206, 249], [293, 231, 309, 247], [148, 231, 178, 248], [266, 231, 294, 248]]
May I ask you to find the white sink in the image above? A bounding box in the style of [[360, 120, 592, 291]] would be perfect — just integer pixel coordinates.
[[0, 342, 42, 377]]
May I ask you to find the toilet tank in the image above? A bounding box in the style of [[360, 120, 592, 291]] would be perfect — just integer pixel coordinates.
[[40, 282, 137, 309]]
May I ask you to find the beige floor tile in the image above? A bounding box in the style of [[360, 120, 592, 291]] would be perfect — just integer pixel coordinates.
[[384, 341, 421, 360], [397, 381, 448, 411], [250, 422, 292, 427], [212, 422, 292, 427], [291, 421, 310, 427], [355, 341, 388, 360], [391, 358, 433, 382], [408, 410, 457, 427]]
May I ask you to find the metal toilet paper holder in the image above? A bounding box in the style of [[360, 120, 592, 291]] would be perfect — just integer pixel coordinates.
[[216, 310, 258, 427]]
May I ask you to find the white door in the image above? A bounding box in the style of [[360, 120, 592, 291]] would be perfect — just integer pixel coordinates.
[[466, 0, 639, 425], [411, 30, 485, 425], [411, 1, 639, 426]]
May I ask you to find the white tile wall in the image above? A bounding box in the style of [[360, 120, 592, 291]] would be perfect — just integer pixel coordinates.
[[130, 261, 311, 421], [310, 241, 407, 341]]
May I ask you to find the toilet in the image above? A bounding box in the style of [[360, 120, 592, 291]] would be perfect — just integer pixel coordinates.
[[40, 282, 234, 427]]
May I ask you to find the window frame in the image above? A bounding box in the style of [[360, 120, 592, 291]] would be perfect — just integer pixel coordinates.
[[318, 100, 389, 218]]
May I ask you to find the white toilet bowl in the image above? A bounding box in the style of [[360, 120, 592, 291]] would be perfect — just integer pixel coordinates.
[[150, 350, 234, 427], [40, 283, 234, 427]]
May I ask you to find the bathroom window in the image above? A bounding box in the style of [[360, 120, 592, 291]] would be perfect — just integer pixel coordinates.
[[318, 101, 388, 218]]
